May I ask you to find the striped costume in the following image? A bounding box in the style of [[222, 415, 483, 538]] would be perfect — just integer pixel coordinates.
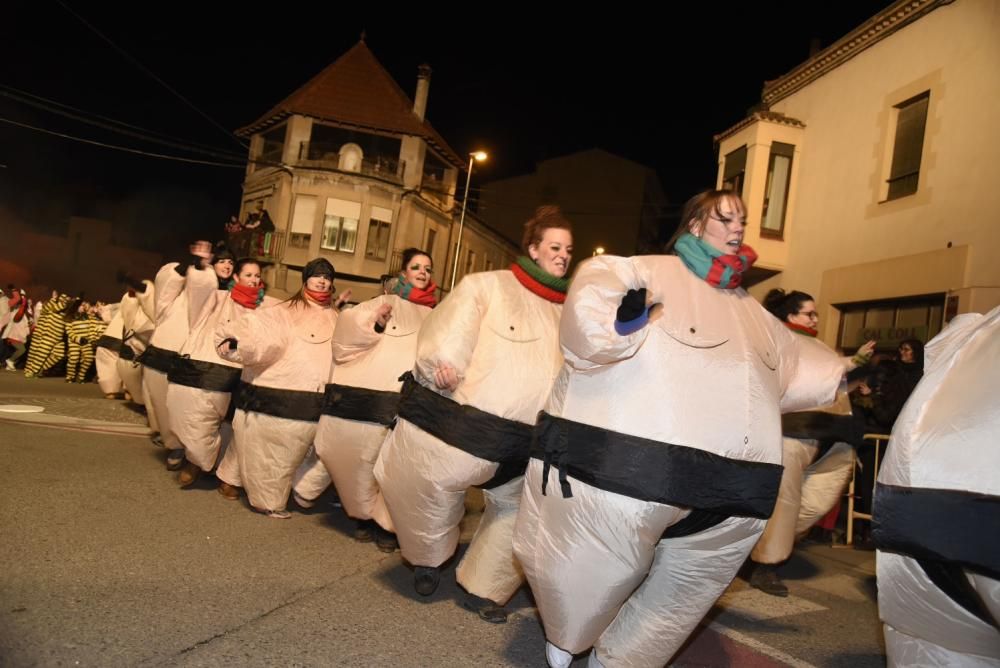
[[24, 294, 70, 378], [65, 315, 99, 382]]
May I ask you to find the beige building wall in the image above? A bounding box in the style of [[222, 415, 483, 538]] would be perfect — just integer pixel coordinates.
[[717, 0, 1000, 347]]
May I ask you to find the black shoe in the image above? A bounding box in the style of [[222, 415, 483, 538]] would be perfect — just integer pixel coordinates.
[[165, 449, 185, 471], [414, 566, 440, 596], [353, 519, 376, 543], [749, 563, 789, 597], [375, 527, 398, 553], [462, 593, 508, 624]]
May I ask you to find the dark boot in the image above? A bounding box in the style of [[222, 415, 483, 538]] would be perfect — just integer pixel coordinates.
[[177, 461, 200, 487], [462, 592, 508, 624], [353, 519, 376, 543], [414, 566, 440, 596], [749, 563, 789, 597], [375, 527, 398, 553]]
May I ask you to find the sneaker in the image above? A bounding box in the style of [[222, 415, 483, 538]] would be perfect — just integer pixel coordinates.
[[266, 509, 291, 519], [165, 449, 185, 471], [292, 492, 315, 509], [217, 482, 240, 501], [462, 592, 508, 624], [4, 360, 15, 371], [353, 519, 376, 543], [414, 566, 440, 596], [150, 433, 165, 448], [375, 527, 398, 553], [749, 563, 789, 597]]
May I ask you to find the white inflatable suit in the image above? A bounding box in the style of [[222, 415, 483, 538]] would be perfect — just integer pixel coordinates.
[[874, 307, 1000, 667], [512, 255, 844, 667]]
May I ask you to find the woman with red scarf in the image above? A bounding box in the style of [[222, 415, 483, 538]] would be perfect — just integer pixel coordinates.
[[745, 289, 874, 596], [374, 206, 573, 622], [513, 190, 847, 668], [139, 241, 233, 467], [295, 248, 437, 549], [166, 259, 276, 491], [215, 258, 346, 518]]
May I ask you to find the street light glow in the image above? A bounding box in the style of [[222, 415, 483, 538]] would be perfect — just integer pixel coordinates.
[[450, 150, 490, 290]]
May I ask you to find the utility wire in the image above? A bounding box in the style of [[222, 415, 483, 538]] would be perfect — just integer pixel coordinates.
[[0, 116, 246, 168], [0, 84, 246, 158], [0, 87, 247, 162], [55, 0, 248, 151]]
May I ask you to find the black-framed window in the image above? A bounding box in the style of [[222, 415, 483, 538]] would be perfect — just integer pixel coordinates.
[[886, 92, 929, 201], [761, 142, 794, 238], [722, 145, 747, 197], [365, 219, 392, 260], [835, 293, 944, 352]]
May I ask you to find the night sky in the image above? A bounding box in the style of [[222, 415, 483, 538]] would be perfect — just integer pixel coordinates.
[[2, 1, 895, 256]]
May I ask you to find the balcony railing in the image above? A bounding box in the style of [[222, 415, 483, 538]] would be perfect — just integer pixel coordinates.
[[227, 230, 285, 261], [295, 142, 405, 183]]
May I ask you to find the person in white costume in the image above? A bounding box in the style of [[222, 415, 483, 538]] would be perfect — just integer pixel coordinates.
[[512, 190, 846, 668], [117, 279, 155, 409], [375, 206, 573, 618], [168, 258, 276, 490], [93, 300, 124, 398], [873, 306, 1000, 667], [303, 248, 437, 551], [139, 241, 233, 469], [216, 258, 346, 518], [746, 288, 875, 596]]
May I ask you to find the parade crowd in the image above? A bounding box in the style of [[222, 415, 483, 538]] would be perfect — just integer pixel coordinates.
[[3, 189, 996, 667]]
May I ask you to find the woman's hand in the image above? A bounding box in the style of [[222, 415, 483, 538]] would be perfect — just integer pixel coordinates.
[[432, 362, 460, 392], [374, 303, 393, 328], [335, 290, 353, 310], [189, 240, 213, 268]]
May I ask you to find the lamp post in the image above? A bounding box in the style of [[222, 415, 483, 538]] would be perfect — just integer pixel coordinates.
[[593, 246, 606, 257], [450, 150, 488, 290]]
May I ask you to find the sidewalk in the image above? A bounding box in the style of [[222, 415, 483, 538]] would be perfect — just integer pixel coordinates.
[[0, 372, 152, 437]]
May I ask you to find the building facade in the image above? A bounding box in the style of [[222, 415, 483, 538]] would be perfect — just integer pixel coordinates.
[[714, 0, 999, 351], [235, 41, 516, 301]]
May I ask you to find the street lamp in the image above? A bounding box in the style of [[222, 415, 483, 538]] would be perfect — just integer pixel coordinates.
[[450, 151, 488, 290], [593, 246, 606, 257]]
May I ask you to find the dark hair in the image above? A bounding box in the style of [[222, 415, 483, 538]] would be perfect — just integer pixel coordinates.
[[284, 258, 335, 309], [400, 247, 432, 270], [521, 205, 573, 255], [665, 189, 746, 253], [898, 338, 924, 369], [763, 288, 815, 322], [211, 241, 235, 264], [233, 258, 261, 276]]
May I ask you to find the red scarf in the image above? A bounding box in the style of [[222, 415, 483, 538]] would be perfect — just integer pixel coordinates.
[[231, 284, 264, 310], [785, 321, 818, 337], [391, 277, 439, 307], [304, 288, 332, 306], [510, 261, 567, 304], [8, 295, 27, 322]]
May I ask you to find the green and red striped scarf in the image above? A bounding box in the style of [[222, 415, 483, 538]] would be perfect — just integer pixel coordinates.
[[675, 233, 757, 289], [510, 256, 569, 303]]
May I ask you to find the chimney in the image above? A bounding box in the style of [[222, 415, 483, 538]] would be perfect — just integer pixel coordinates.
[[413, 64, 432, 121]]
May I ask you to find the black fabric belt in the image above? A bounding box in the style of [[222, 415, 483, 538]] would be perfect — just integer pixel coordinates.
[[233, 381, 324, 422], [95, 335, 120, 352], [322, 383, 399, 427], [137, 345, 178, 374], [531, 412, 783, 520], [167, 356, 242, 393], [873, 482, 1000, 581], [118, 344, 136, 362], [396, 372, 533, 489], [781, 410, 865, 448], [916, 560, 999, 630]]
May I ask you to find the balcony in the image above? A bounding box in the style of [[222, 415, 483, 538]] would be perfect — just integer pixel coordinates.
[[295, 142, 405, 184], [227, 230, 286, 262]]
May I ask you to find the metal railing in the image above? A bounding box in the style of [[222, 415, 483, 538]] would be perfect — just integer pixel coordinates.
[[295, 142, 405, 183]]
